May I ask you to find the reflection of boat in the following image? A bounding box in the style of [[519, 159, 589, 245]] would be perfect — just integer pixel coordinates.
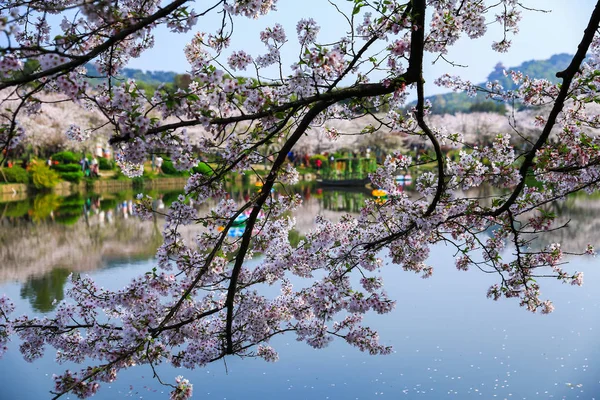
[[317, 178, 370, 187], [255, 181, 275, 192], [232, 213, 248, 226], [228, 226, 246, 237]]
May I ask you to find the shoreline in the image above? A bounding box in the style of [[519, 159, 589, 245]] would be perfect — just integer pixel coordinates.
[[0, 172, 319, 202]]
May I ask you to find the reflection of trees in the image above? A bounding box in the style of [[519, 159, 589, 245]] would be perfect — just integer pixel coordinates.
[[459, 187, 600, 250], [460, 187, 599, 251], [295, 190, 368, 233], [320, 190, 368, 213], [313, 186, 599, 253], [20, 268, 71, 312], [4, 184, 595, 290], [533, 195, 600, 251], [0, 209, 164, 283], [0, 199, 30, 219], [0, 188, 219, 284], [31, 194, 62, 222]]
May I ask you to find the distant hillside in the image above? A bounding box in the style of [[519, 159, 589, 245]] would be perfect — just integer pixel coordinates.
[[412, 53, 573, 115], [487, 53, 572, 90], [85, 63, 180, 87], [82, 53, 574, 115]]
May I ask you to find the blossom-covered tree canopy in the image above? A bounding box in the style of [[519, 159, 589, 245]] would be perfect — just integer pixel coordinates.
[[1, 0, 600, 398]]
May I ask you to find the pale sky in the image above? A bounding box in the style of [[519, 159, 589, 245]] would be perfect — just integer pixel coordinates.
[[125, 0, 597, 97]]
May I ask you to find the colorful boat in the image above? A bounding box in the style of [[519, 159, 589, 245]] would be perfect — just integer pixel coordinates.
[[372, 189, 388, 198], [222, 209, 265, 237], [395, 174, 413, 185]]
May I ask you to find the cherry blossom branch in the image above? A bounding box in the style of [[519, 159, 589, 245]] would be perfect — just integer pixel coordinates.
[[224, 99, 336, 354], [112, 79, 417, 142], [490, 0, 600, 217], [0, 0, 195, 90]]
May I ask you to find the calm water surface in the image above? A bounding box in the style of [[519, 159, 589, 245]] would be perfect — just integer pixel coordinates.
[[0, 188, 599, 399]]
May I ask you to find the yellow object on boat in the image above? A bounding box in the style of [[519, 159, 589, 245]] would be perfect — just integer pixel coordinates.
[[372, 189, 387, 198]]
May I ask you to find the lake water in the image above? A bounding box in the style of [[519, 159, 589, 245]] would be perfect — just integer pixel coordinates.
[[0, 187, 599, 399]]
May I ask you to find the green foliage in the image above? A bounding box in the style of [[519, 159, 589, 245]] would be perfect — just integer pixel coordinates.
[[29, 163, 61, 189], [3, 59, 40, 85], [31, 194, 62, 221], [51, 151, 78, 164], [288, 229, 305, 248], [122, 69, 178, 86], [51, 163, 84, 182], [60, 194, 84, 207], [0, 166, 30, 183], [20, 268, 72, 312], [98, 157, 113, 170], [192, 162, 213, 175], [162, 190, 185, 207], [132, 176, 145, 189], [416, 92, 475, 115], [56, 205, 83, 222], [85, 63, 178, 90], [59, 171, 85, 183], [296, 165, 315, 175], [161, 159, 189, 176], [2, 200, 30, 218], [54, 214, 81, 225], [446, 149, 462, 162], [524, 175, 544, 190], [468, 100, 506, 114], [143, 168, 157, 180], [135, 80, 160, 96], [112, 168, 129, 180], [51, 164, 81, 173], [112, 190, 133, 202], [100, 198, 118, 211], [56, 203, 83, 214], [54, 195, 83, 224]]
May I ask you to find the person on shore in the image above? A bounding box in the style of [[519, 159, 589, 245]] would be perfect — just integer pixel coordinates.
[[84, 158, 91, 177], [155, 156, 163, 174], [91, 157, 99, 178]]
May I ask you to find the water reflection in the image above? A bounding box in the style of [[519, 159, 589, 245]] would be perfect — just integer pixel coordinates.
[[537, 193, 600, 250], [0, 186, 599, 399], [0, 190, 169, 287], [20, 268, 71, 313], [1, 185, 597, 313], [318, 186, 370, 213]]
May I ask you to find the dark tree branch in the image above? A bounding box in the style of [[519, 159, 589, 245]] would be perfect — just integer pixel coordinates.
[[223, 99, 336, 354]]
